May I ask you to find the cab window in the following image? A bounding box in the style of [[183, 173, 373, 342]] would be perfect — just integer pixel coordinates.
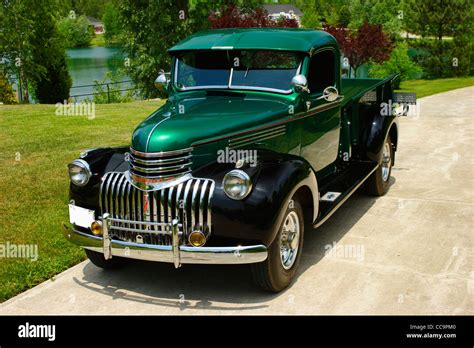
[[307, 50, 336, 94]]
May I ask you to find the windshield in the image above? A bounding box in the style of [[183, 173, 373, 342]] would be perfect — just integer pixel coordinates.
[[174, 50, 302, 93]]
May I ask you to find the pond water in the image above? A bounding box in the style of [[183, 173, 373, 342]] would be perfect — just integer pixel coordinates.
[[66, 46, 132, 101]]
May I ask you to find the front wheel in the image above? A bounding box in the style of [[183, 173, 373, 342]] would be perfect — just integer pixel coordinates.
[[251, 198, 304, 292]]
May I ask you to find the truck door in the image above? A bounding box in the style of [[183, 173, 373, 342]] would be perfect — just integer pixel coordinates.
[[300, 48, 341, 175]]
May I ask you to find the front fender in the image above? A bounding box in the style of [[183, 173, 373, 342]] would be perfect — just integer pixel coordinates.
[[69, 146, 129, 211], [195, 151, 318, 246]]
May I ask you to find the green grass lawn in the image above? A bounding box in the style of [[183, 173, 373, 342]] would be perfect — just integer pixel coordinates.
[[398, 76, 474, 98], [0, 100, 163, 302]]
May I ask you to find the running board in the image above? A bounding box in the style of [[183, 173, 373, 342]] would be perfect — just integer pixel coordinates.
[[313, 161, 378, 228]]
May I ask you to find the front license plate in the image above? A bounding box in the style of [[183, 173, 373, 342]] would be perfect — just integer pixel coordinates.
[[69, 204, 95, 229]]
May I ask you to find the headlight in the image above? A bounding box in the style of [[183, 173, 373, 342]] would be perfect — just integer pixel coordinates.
[[223, 169, 252, 200], [68, 159, 92, 186]]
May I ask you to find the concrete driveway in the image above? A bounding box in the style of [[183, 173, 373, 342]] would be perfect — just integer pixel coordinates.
[[1, 87, 473, 315]]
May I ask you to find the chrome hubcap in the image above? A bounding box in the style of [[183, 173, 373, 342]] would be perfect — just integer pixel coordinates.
[[381, 141, 391, 182], [279, 208, 300, 270]]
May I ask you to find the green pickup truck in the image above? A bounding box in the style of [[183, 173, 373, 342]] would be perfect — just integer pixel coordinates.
[[64, 28, 401, 292]]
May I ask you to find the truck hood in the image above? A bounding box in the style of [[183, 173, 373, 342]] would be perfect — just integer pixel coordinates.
[[131, 93, 294, 152]]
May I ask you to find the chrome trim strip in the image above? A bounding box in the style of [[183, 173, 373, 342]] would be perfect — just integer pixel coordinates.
[[144, 117, 171, 152], [175, 182, 183, 224], [131, 180, 136, 229], [131, 162, 192, 174], [152, 187, 158, 234], [310, 100, 342, 113], [129, 154, 192, 165], [99, 172, 108, 214], [160, 189, 165, 236], [229, 125, 285, 144], [63, 224, 268, 265], [208, 181, 215, 234], [130, 170, 192, 179], [116, 174, 125, 218], [212, 46, 234, 50], [126, 178, 132, 229], [109, 218, 182, 227], [191, 179, 201, 229], [102, 213, 111, 260], [109, 225, 180, 235], [199, 180, 208, 231], [130, 147, 193, 158], [168, 185, 174, 220], [125, 171, 192, 192], [183, 179, 193, 228], [120, 173, 128, 223], [230, 130, 286, 148], [171, 219, 180, 268]]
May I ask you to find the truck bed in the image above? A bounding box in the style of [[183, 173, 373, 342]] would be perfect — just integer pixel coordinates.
[[341, 77, 388, 104]]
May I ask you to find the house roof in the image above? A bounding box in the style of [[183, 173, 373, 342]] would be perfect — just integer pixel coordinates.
[[168, 28, 337, 53], [86, 16, 103, 26], [262, 4, 303, 16]]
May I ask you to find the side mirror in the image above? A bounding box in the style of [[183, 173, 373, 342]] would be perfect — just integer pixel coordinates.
[[318, 86, 341, 102], [154, 69, 170, 88], [291, 74, 310, 93]]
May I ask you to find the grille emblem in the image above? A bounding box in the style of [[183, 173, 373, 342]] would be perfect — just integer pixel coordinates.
[[143, 192, 150, 216]]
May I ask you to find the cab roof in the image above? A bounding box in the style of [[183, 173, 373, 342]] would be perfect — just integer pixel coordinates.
[[168, 28, 337, 53]]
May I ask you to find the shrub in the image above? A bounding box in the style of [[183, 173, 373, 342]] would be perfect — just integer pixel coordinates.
[[369, 42, 423, 88], [87, 72, 135, 104], [58, 15, 93, 48], [0, 70, 17, 104]]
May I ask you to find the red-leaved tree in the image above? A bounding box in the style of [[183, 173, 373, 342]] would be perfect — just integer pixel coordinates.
[[209, 5, 299, 29], [324, 22, 393, 77]]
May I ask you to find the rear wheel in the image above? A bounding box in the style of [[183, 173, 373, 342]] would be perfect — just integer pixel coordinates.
[[85, 249, 128, 269], [365, 135, 393, 196], [251, 198, 304, 292]]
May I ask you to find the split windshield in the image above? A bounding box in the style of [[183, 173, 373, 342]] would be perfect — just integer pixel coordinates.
[[174, 50, 302, 93]]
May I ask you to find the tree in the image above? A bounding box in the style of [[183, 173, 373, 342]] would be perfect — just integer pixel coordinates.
[[102, 2, 121, 45], [30, 11, 72, 103], [415, 0, 471, 40], [117, 0, 245, 99], [72, 0, 109, 18], [406, 0, 473, 78], [348, 0, 403, 37], [1, 0, 42, 102], [208, 4, 299, 28], [1, 0, 71, 103], [324, 22, 393, 77], [57, 14, 93, 48]]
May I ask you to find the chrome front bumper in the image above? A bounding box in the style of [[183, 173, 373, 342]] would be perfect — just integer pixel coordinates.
[[62, 221, 268, 267]]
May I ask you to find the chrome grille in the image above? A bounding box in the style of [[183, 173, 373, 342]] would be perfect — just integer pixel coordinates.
[[129, 147, 193, 179], [100, 172, 215, 246]]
